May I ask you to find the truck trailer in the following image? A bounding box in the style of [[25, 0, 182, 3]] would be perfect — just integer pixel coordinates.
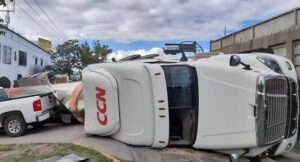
[[81, 52, 299, 161]]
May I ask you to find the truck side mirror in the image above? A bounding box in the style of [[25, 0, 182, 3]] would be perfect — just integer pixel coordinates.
[[230, 55, 252, 70], [230, 55, 241, 66]]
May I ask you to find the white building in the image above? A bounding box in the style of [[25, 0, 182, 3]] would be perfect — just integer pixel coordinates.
[[0, 27, 51, 88]]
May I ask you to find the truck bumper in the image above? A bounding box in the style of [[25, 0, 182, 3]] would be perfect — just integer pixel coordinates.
[[272, 132, 298, 156], [36, 107, 59, 122]]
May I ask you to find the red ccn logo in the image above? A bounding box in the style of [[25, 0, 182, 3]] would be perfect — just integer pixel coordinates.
[[96, 87, 107, 125]]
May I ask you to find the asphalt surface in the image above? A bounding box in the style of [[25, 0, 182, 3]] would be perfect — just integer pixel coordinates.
[[0, 123, 299, 162], [273, 134, 300, 162]]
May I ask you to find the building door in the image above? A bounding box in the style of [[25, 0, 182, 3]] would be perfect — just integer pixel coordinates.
[[270, 43, 287, 57], [293, 41, 300, 81]]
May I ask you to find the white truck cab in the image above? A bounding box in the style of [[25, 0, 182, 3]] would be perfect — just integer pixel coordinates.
[[82, 52, 299, 161]]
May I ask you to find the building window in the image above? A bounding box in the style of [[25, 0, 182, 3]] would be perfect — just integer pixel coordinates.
[[14, 51, 17, 61], [0, 44, 1, 62], [41, 59, 43, 66], [18, 51, 27, 66], [3, 45, 12, 64], [17, 74, 22, 80], [35, 57, 38, 65]]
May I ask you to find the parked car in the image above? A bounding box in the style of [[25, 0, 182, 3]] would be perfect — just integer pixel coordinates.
[[82, 50, 298, 161], [0, 87, 58, 137]]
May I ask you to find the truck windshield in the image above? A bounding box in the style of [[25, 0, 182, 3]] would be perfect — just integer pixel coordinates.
[[0, 89, 8, 101]]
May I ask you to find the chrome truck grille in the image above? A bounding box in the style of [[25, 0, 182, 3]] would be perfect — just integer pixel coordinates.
[[256, 75, 297, 146], [285, 79, 299, 138]]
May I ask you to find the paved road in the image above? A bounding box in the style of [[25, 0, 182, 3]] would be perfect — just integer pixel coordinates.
[[0, 123, 298, 162], [273, 134, 300, 162]]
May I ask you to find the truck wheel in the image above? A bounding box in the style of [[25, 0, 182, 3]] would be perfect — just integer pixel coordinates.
[[4, 115, 27, 137]]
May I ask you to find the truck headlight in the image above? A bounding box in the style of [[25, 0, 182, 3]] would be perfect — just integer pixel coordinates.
[[257, 56, 283, 74]]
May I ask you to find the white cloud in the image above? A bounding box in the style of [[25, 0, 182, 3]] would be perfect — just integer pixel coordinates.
[[1, 0, 300, 45]]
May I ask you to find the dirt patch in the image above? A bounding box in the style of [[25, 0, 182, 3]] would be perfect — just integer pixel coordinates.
[[30, 143, 57, 153], [162, 148, 251, 162]]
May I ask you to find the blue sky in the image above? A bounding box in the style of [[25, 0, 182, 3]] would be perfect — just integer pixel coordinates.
[[80, 19, 260, 53], [80, 39, 211, 52]]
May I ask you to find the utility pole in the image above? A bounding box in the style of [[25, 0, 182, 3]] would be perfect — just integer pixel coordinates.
[[0, 0, 15, 27], [224, 26, 227, 36], [5, 11, 10, 27]]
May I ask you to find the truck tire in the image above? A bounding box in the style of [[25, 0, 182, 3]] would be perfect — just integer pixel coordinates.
[[3, 115, 27, 137]]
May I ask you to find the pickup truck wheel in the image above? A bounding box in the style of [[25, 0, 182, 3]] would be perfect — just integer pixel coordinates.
[[4, 115, 27, 137]]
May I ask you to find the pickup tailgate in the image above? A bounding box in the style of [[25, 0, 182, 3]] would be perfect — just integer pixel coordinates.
[[40, 93, 57, 111]]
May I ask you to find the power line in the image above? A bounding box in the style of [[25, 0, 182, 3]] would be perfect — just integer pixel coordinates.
[[32, 0, 68, 40], [15, 2, 54, 38], [23, 0, 65, 41], [14, 12, 41, 34]]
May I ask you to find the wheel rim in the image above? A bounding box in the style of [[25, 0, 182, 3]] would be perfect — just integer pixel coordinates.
[[8, 120, 21, 133]]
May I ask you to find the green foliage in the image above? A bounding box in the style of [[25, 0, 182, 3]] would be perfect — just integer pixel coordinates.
[[0, 145, 13, 152], [0, 0, 7, 36], [51, 39, 79, 76], [0, 0, 6, 7], [0, 143, 113, 162], [51, 39, 112, 76], [93, 40, 112, 63]]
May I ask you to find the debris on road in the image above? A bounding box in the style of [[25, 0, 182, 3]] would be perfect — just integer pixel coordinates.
[[37, 153, 88, 162]]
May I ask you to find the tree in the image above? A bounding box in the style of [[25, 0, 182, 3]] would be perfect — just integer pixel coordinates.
[[51, 39, 112, 77], [76, 41, 92, 72], [0, 0, 7, 36], [0, 0, 6, 7], [51, 39, 79, 77], [93, 40, 112, 63], [75, 40, 112, 72]]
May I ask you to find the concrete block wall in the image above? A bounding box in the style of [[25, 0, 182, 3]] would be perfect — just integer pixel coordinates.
[[210, 8, 300, 81]]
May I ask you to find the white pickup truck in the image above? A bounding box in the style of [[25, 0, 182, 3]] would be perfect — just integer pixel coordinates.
[[0, 87, 57, 137]]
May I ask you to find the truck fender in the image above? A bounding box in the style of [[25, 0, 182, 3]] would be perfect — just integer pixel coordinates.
[[0, 111, 24, 127]]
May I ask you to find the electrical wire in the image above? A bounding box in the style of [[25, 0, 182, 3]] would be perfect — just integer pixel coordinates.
[[13, 11, 63, 46], [23, 0, 65, 41], [15, 2, 54, 38], [14, 11, 43, 35], [32, 0, 68, 40]]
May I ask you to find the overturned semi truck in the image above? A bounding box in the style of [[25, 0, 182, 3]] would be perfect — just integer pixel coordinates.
[[81, 52, 299, 161]]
